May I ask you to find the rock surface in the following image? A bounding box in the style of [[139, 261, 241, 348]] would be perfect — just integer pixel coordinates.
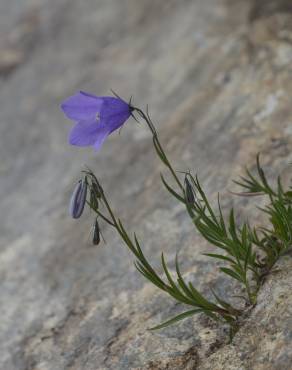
[[1, 0, 292, 369]]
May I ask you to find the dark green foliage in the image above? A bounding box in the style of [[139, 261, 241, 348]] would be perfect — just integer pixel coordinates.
[[83, 170, 240, 335], [232, 155, 292, 274], [73, 107, 291, 341], [129, 107, 291, 332]]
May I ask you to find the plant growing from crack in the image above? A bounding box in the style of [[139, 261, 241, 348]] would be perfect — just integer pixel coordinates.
[[62, 91, 292, 340]]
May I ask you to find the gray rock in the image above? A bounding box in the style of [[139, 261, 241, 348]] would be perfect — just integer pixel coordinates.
[[1, 0, 292, 369]]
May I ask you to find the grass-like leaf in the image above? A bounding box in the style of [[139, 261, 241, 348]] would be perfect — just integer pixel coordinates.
[[149, 309, 203, 331]]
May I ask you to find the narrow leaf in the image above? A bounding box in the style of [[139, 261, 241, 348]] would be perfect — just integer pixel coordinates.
[[149, 309, 202, 331]]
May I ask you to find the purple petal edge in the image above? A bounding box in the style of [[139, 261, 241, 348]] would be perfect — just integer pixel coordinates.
[[61, 92, 103, 121]]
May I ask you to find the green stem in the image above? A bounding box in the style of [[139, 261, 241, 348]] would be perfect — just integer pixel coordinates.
[[133, 107, 184, 192], [244, 276, 255, 305]]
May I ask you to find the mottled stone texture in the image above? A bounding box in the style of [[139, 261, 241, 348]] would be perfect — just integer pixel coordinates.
[[1, 0, 292, 369]]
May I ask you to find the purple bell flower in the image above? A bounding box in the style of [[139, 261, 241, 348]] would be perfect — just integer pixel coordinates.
[[61, 91, 132, 150]]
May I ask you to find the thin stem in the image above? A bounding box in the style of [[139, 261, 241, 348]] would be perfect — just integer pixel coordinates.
[[96, 209, 116, 227], [100, 192, 119, 228], [86, 200, 116, 227], [133, 107, 184, 192], [244, 275, 254, 305]]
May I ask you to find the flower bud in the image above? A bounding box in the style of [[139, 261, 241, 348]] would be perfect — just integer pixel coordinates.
[[89, 188, 99, 211], [185, 177, 195, 204], [92, 219, 100, 245], [69, 178, 87, 219], [91, 181, 102, 198]]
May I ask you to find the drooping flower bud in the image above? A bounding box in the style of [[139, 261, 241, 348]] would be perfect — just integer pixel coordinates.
[[88, 181, 102, 211], [89, 187, 99, 211], [69, 178, 88, 219], [91, 182, 102, 199], [92, 218, 100, 246], [185, 177, 195, 204]]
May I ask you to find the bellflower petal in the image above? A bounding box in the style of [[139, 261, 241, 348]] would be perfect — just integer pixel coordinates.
[[61, 91, 103, 121], [93, 129, 110, 151], [69, 120, 103, 146], [99, 97, 131, 132], [100, 97, 131, 118]]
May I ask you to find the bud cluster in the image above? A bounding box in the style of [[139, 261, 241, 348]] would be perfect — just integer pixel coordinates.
[[69, 172, 104, 246]]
